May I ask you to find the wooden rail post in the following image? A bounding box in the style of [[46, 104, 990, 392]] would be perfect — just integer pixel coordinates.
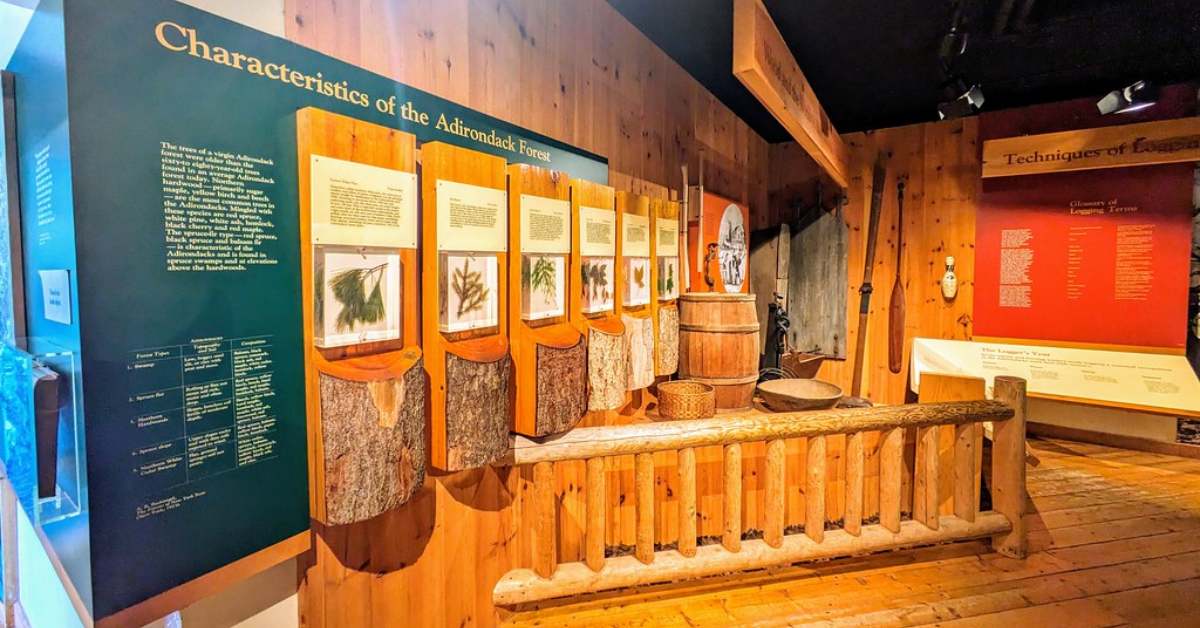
[[1, 465, 17, 628], [678, 447, 698, 557], [879, 428, 902, 533], [533, 461, 557, 578], [764, 439, 785, 547], [954, 422, 978, 522], [991, 376, 1027, 558], [805, 436, 826, 542], [913, 426, 939, 529], [723, 444, 743, 552], [844, 432, 864, 536], [586, 457, 606, 572], [635, 453, 655, 564]]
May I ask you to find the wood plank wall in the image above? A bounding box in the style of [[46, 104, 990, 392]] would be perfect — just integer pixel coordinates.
[[769, 119, 982, 406], [284, 2, 774, 626], [284, 0, 769, 209]]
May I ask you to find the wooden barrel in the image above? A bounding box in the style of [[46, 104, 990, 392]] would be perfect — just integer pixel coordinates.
[[678, 292, 760, 411]]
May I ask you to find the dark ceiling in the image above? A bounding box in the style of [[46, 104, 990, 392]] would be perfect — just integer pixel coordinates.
[[607, 0, 1200, 140]]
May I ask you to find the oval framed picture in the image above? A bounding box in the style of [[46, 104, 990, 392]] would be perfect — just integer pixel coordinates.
[[718, 203, 747, 292]]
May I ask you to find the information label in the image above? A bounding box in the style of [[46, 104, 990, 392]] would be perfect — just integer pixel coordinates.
[[519, 194, 570, 254], [657, 218, 679, 257], [436, 180, 507, 252], [975, 165, 1192, 348], [579, 205, 617, 257], [310, 155, 417, 248], [621, 213, 650, 258], [911, 338, 1200, 416]]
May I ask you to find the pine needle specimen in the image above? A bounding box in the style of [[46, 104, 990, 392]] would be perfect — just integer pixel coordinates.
[[452, 256, 489, 318], [330, 263, 388, 331]]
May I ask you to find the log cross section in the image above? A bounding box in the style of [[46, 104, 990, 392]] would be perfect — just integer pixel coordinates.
[[495, 396, 1026, 606]]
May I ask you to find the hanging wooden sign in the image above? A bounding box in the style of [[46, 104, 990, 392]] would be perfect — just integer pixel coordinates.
[[509, 164, 586, 437], [732, 0, 850, 188], [296, 107, 426, 525], [570, 179, 627, 416], [982, 117, 1200, 178], [421, 142, 512, 471]]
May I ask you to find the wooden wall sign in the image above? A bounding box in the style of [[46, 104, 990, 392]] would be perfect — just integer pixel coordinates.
[[651, 199, 681, 376], [617, 192, 655, 392], [982, 117, 1200, 178], [297, 108, 426, 525], [732, 0, 850, 188], [509, 164, 586, 437], [569, 179, 627, 415], [421, 142, 512, 471]]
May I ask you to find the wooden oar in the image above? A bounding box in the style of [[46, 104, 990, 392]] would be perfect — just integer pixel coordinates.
[[888, 177, 906, 374]]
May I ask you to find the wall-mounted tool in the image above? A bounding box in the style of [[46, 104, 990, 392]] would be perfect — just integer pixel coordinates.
[[888, 177, 907, 374], [845, 153, 887, 407]]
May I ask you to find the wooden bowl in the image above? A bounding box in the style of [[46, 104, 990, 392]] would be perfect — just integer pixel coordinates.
[[757, 378, 843, 412], [780, 352, 826, 379]]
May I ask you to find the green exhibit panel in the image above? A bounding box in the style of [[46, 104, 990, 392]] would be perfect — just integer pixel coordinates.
[[3, 0, 606, 624]]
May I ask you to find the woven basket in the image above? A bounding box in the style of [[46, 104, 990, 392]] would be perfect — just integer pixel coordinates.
[[658, 380, 716, 420]]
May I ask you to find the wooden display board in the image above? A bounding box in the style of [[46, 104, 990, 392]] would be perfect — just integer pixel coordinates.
[[297, 108, 425, 525], [421, 142, 512, 471], [650, 199, 681, 376], [616, 192, 656, 396], [508, 164, 586, 437], [569, 179, 626, 421]]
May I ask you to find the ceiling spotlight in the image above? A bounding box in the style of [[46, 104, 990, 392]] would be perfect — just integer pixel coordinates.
[[1097, 80, 1158, 115], [938, 81, 985, 120]]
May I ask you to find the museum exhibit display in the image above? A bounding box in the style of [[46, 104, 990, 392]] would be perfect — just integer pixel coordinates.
[[615, 192, 656, 394], [297, 108, 426, 527], [2, 0, 1200, 626], [508, 164, 586, 437], [422, 142, 512, 471]]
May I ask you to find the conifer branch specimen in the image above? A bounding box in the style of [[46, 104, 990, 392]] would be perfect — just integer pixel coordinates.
[[330, 263, 388, 331], [452, 256, 489, 318]]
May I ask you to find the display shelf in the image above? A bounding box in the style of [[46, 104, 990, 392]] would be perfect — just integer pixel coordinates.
[[297, 108, 425, 525], [421, 142, 511, 471]]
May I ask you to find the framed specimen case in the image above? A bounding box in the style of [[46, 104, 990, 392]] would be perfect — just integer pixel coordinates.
[[297, 108, 425, 526], [422, 142, 511, 471], [509, 164, 586, 437]]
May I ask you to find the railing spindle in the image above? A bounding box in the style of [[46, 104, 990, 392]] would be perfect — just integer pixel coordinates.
[[678, 447, 697, 557], [879, 427, 902, 533], [992, 376, 1028, 558], [764, 439, 785, 548], [586, 457, 606, 572], [954, 423, 977, 522], [805, 436, 826, 543], [844, 432, 864, 536], [723, 443, 743, 552], [913, 426, 940, 529], [533, 461, 557, 578], [635, 452, 655, 564]]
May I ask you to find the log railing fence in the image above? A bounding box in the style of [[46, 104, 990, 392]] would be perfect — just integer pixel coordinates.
[[493, 376, 1028, 606]]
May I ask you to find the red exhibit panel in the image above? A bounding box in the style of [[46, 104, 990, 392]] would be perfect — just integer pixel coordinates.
[[974, 164, 1193, 349]]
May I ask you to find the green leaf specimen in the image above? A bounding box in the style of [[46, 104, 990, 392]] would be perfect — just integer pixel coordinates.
[[330, 263, 388, 332], [452, 256, 489, 318], [529, 256, 557, 305]]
